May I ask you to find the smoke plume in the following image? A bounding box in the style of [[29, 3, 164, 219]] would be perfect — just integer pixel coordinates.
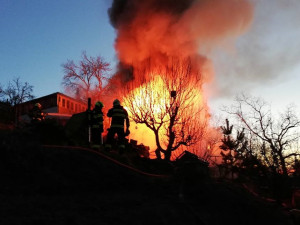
[[209, 0, 300, 100], [108, 0, 254, 85]]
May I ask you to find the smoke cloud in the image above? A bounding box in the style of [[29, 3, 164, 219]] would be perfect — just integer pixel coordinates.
[[108, 0, 254, 84], [209, 0, 300, 99]]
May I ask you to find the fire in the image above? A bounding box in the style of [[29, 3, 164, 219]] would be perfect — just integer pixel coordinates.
[[122, 76, 168, 154], [125, 76, 169, 118], [106, 0, 254, 160], [122, 76, 167, 156], [122, 73, 207, 158]]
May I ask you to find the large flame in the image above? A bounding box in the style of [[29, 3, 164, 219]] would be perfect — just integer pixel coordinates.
[[123, 76, 168, 156], [122, 72, 208, 159], [125, 76, 170, 119], [107, 0, 254, 159]]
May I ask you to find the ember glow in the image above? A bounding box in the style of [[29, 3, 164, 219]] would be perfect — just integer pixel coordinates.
[[108, 0, 254, 157]]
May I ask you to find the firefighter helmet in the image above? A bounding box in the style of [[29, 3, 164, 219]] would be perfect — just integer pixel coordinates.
[[95, 101, 104, 108], [113, 99, 120, 106], [35, 103, 42, 109]]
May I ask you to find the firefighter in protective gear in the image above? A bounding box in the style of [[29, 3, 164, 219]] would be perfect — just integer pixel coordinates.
[[90, 101, 104, 149], [30, 103, 46, 123], [105, 99, 130, 154]]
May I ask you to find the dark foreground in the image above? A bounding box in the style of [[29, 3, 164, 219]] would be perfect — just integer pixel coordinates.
[[0, 146, 294, 225], [0, 125, 294, 225]]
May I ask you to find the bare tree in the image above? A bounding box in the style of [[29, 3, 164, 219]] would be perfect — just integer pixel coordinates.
[[225, 93, 300, 177], [0, 77, 34, 106], [62, 51, 110, 103], [0, 77, 34, 125], [123, 57, 209, 161]]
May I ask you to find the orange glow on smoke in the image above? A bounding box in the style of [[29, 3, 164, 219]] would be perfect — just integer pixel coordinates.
[[108, 0, 254, 160], [115, 0, 253, 67]]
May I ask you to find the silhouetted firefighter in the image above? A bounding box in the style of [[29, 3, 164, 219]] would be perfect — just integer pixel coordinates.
[[29, 103, 46, 123], [89, 101, 104, 149], [105, 99, 130, 154]]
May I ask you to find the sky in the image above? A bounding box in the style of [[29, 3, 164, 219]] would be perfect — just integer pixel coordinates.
[[1, 0, 299, 115], [0, 0, 117, 97]]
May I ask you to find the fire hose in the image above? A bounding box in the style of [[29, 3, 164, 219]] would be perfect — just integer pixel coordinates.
[[42, 145, 169, 178], [41, 144, 208, 224]]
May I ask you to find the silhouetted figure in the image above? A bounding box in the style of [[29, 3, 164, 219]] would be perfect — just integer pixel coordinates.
[[90, 101, 104, 149], [30, 103, 46, 123], [105, 99, 130, 154]]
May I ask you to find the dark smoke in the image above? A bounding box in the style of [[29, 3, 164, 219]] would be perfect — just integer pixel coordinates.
[[108, 0, 195, 28], [107, 0, 254, 94], [108, 0, 199, 84]]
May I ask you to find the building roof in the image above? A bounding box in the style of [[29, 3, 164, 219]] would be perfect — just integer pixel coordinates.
[[20, 92, 86, 106]]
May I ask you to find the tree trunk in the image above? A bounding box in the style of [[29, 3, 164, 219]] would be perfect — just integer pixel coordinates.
[[278, 150, 288, 176], [155, 149, 162, 160], [164, 150, 172, 161]]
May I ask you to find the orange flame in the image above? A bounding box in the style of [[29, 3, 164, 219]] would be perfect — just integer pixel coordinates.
[[122, 74, 209, 159], [107, 0, 254, 160]]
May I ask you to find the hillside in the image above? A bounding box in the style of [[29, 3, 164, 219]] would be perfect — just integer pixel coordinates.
[[0, 128, 294, 225]]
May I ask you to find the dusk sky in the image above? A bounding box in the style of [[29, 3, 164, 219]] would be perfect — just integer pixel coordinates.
[[1, 0, 299, 115]]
